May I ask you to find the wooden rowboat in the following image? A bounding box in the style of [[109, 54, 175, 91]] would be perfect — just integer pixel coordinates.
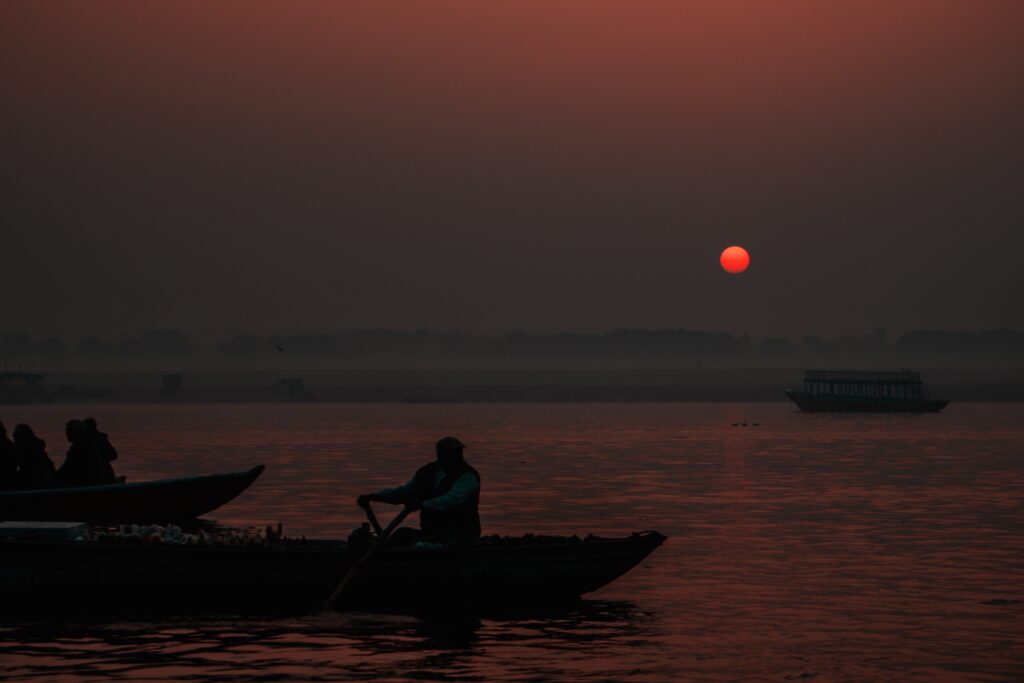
[[0, 466, 265, 523], [0, 530, 666, 617]]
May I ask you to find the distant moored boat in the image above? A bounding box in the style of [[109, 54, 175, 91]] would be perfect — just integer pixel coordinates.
[[785, 369, 950, 412], [0, 368, 49, 404]]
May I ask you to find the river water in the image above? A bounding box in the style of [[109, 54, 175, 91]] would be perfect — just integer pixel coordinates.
[[0, 402, 1022, 681]]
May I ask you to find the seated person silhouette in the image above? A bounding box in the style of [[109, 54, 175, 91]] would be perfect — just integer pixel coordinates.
[[56, 419, 109, 487], [357, 436, 481, 546], [0, 422, 16, 490], [83, 417, 118, 483], [12, 424, 55, 489]]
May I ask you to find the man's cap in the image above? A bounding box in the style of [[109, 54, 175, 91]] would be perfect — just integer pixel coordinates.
[[435, 436, 466, 452]]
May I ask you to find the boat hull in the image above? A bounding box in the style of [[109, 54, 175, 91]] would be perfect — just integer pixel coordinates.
[[0, 466, 265, 523], [0, 532, 666, 617], [785, 391, 950, 413]]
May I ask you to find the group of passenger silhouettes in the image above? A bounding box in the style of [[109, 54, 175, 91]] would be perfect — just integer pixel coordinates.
[[0, 418, 119, 490]]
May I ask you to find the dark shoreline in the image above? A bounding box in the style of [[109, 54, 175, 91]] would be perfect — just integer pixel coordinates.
[[5, 383, 1024, 404], [6, 369, 1024, 404]]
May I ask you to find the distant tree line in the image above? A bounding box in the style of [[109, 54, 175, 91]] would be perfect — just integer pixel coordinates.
[[0, 331, 198, 361], [3, 327, 1024, 365]]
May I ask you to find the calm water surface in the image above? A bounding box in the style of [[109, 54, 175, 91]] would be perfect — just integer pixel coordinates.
[[1, 402, 1022, 681]]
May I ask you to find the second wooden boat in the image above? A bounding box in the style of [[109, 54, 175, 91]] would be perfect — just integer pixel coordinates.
[[0, 465, 265, 523]]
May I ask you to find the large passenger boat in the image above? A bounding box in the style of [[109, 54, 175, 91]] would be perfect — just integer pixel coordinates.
[[785, 369, 949, 412]]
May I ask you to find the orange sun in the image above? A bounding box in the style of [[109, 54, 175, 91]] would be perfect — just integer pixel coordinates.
[[720, 246, 750, 274]]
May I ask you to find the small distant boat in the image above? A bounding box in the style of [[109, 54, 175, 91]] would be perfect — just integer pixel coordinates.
[[274, 377, 315, 401], [0, 370, 45, 386], [0, 368, 49, 404], [0, 466, 265, 523], [161, 372, 184, 394], [786, 369, 949, 413], [0, 530, 666, 616]]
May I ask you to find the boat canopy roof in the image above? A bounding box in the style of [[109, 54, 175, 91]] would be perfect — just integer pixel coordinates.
[[803, 369, 922, 383]]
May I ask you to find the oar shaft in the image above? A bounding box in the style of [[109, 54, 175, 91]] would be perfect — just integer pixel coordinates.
[[362, 503, 384, 536], [381, 508, 409, 537], [319, 507, 411, 613]]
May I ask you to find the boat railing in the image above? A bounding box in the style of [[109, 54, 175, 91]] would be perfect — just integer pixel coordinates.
[[801, 368, 930, 400], [803, 369, 921, 382]]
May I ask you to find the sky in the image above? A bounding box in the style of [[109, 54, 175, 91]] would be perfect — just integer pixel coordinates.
[[3, 1, 1022, 341]]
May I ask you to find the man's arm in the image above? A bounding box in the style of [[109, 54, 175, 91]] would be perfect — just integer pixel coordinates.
[[421, 472, 480, 511], [362, 476, 417, 505]]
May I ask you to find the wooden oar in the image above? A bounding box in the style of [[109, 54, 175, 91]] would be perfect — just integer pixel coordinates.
[[315, 505, 411, 614], [361, 500, 385, 537]]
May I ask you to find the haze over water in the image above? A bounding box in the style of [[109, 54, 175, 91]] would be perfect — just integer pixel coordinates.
[[1, 402, 1022, 681]]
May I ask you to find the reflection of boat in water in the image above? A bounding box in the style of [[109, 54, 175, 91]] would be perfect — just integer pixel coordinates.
[[0, 530, 666, 617], [0, 466, 265, 523], [786, 369, 950, 412]]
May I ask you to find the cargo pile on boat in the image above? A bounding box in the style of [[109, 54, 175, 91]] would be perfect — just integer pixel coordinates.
[[479, 533, 588, 546], [81, 528, 613, 547], [86, 522, 302, 547]]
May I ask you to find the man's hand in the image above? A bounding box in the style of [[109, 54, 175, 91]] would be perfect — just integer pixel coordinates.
[[403, 499, 422, 513], [356, 494, 373, 509]]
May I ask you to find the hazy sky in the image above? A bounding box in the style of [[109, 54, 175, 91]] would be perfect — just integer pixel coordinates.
[[3, 1, 1022, 340]]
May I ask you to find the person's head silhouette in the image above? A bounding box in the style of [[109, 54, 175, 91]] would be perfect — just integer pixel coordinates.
[[435, 436, 467, 470]]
